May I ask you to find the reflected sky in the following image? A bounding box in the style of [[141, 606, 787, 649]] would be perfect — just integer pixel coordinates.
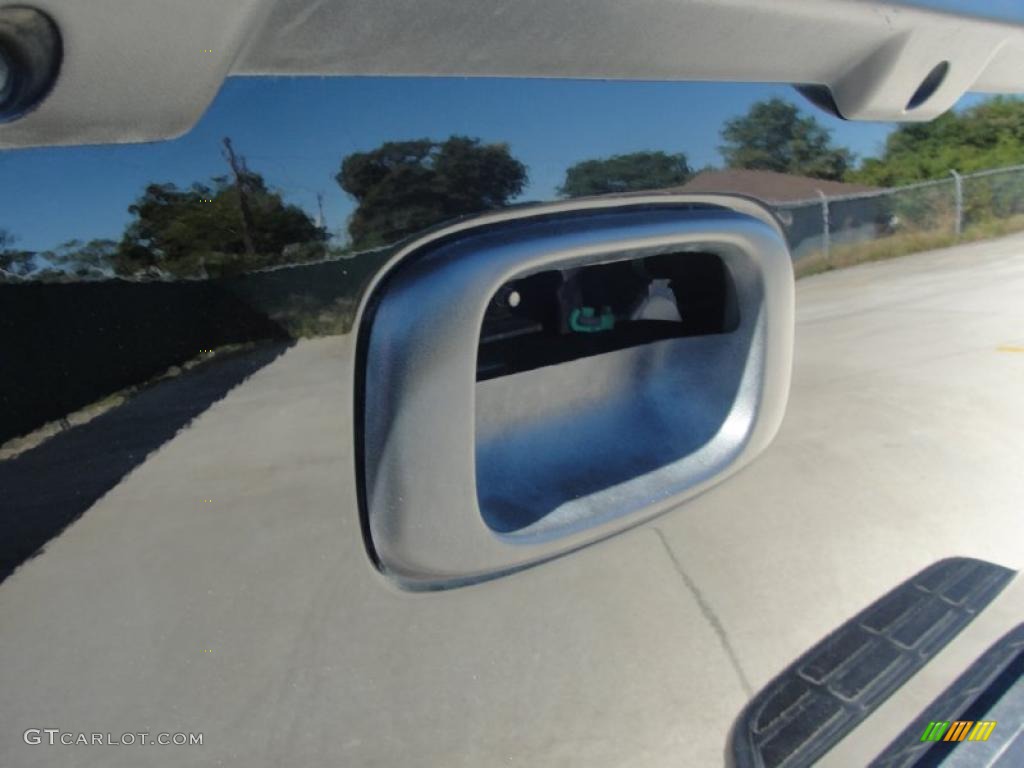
[[897, 0, 1024, 22], [0, 77, 990, 250]]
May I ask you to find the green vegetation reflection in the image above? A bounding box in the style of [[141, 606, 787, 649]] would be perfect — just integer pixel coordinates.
[[5, 95, 1024, 285]]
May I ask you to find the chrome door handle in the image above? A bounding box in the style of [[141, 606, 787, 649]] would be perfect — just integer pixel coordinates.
[[356, 195, 794, 588]]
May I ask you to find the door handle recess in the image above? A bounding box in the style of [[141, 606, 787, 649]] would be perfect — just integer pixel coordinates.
[[355, 195, 794, 588]]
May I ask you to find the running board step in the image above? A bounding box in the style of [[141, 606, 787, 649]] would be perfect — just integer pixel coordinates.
[[731, 557, 1015, 768]]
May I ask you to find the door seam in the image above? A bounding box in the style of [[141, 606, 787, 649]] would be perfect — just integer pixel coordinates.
[[654, 527, 754, 697]]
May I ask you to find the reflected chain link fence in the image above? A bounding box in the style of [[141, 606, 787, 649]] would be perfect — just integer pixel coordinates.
[[773, 163, 1024, 276]]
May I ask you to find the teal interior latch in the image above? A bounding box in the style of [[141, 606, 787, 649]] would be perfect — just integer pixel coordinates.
[[569, 306, 615, 333]]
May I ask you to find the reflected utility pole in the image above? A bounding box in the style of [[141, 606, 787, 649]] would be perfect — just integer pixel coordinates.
[[221, 137, 257, 258]]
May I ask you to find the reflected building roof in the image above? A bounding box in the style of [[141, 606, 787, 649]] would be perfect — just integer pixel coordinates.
[[676, 169, 881, 203]]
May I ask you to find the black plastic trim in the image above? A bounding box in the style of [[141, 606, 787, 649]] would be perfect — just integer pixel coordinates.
[[731, 557, 1015, 768]]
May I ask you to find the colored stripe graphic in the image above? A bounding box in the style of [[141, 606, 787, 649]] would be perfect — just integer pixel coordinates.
[[944, 721, 972, 741], [921, 722, 950, 742], [968, 721, 997, 742], [920, 720, 997, 742]]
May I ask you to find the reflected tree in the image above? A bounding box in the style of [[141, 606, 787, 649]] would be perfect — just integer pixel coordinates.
[[720, 98, 853, 181], [850, 97, 1024, 186], [117, 171, 327, 278], [0, 228, 35, 279], [37, 239, 119, 280], [4, 144, 328, 281], [558, 151, 692, 198], [336, 136, 527, 250]]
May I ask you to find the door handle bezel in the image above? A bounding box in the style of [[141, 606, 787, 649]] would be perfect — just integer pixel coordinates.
[[355, 194, 794, 588]]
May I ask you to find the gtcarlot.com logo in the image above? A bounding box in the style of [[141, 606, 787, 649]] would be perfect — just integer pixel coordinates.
[[23, 729, 203, 746]]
